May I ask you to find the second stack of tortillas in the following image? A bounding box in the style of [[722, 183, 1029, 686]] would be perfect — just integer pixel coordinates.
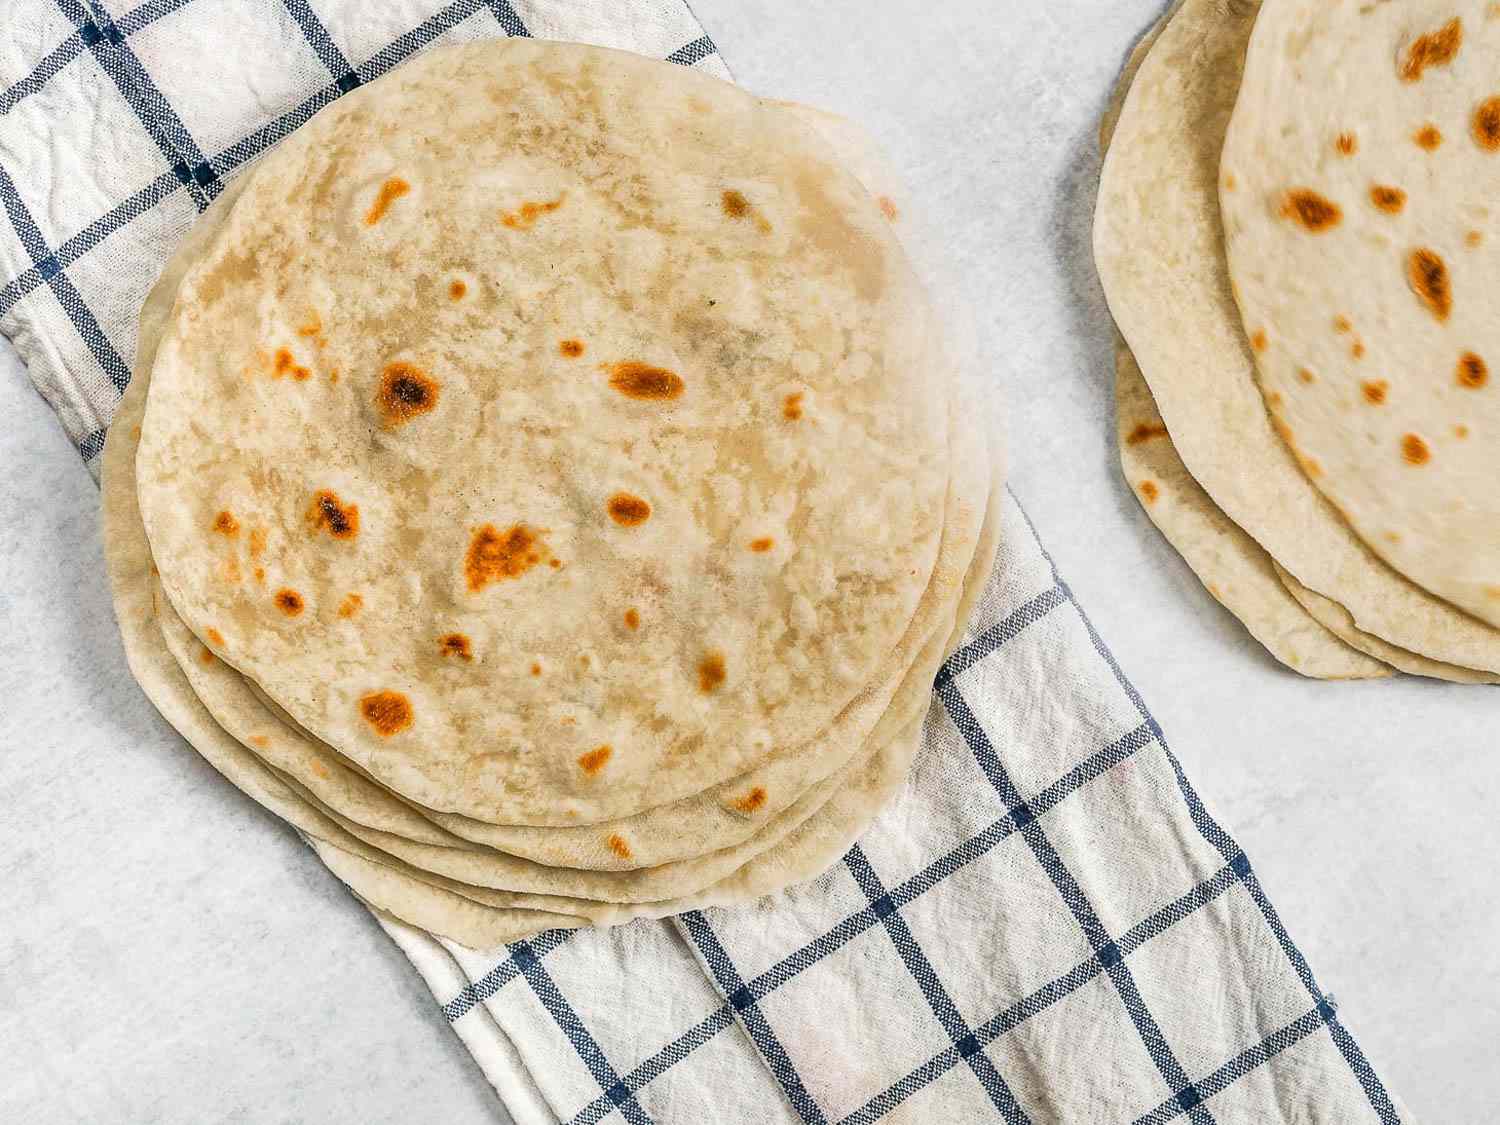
[[1095, 0, 1500, 684]]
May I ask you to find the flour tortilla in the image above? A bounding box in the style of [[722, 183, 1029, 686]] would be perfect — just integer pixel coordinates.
[[1100, 2, 1387, 681], [1275, 563, 1500, 686], [1094, 0, 1500, 674], [143, 95, 1000, 872], [1221, 0, 1500, 627], [137, 39, 956, 825]]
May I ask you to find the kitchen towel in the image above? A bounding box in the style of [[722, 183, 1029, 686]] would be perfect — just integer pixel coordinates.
[[0, 2, 1409, 1121]]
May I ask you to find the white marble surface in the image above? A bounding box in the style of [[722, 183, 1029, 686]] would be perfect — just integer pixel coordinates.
[[2, 2, 1492, 1120]]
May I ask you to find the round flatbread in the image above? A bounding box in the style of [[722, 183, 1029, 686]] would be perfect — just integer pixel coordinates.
[[1222, 0, 1500, 627]]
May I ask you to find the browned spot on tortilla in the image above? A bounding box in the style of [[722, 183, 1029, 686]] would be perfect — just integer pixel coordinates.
[[1401, 433, 1432, 465], [1265, 391, 1283, 410], [466, 524, 544, 591], [722, 189, 750, 218], [274, 588, 304, 616], [213, 510, 240, 536], [549, 558, 562, 569], [1298, 368, 1316, 384], [1352, 340, 1366, 359], [198, 646, 215, 666], [1299, 455, 1324, 478], [559, 338, 585, 358], [749, 537, 775, 553], [1400, 18, 1464, 82], [1138, 480, 1160, 504], [248, 527, 267, 559], [364, 177, 410, 225], [150, 563, 159, 576], [530, 662, 542, 676], [206, 628, 225, 647], [1385, 531, 1402, 544], [448, 279, 467, 301], [606, 834, 632, 860], [578, 745, 612, 775], [732, 787, 769, 814], [310, 760, 330, 779], [1473, 97, 1500, 150], [624, 608, 640, 630], [1458, 352, 1489, 388], [1335, 132, 1358, 156], [438, 633, 473, 661], [297, 314, 322, 338], [377, 361, 439, 425], [1224, 173, 1237, 191], [338, 593, 363, 618], [307, 489, 359, 539], [272, 347, 311, 381], [1415, 124, 1444, 150], [877, 195, 900, 221], [783, 392, 804, 421], [1361, 379, 1389, 405], [1468, 230, 1485, 247], [1333, 315, 1352, 334], [578, 654, 591, 669], [1456, 423, 1471, 439], [1370, 185, 1407, 214], [607, 493, 652, 527], [253, 567, 265, 584], [248, 735, 270, 749], [605, 361, 684, 400], [1272, 417, 1296, 445], [1488, 585, 1500, 600], [500, 195, 564, 229], [698, 651, 727, 693], [221, 555, 242, 584], [1407, 248, 1453, 321], [360, 691, 413, 736], [131, 425, 141, 439], [1250, 329, 1268, 352], [1280, 190, 1342, 232], [1125, 422, 1169, 445]]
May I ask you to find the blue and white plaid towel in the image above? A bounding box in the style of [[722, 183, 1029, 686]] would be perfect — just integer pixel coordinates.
[[0, 2, 1412, 1122]]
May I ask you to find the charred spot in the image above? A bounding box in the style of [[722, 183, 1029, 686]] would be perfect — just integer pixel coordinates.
[[500, 195, 564, 229], [297, 314, 322, 338], [466, 523, 545, 591], [338, 593, 363, 618], [1458, 352, 1489, 388], [1407, 248, 1453, 321], [1333, 316, 1352, 334], [1456, 424, 1472, 439], [578, 745, 612, 775], [1298, 368, 1316, 384], [1402, 433, 1432, 465], [448, 279, 467, 301], [698, 651, 727, 694], [559, 338, 585, 358], [1473, 97, 1500, 150], [253, 567, 265, 584], [274, 588, 305, 616], [1352, 340, 1366, 359], [206, 628, 225, 647], [1361, 379, 1389, 405], [364, 177, 410, 225], [1250, 329, 1269, 352], [732, 787, 769, 814], [1139, 479, 1160, 504], [308, 489, 359, 539], [1370, 185, 1407, 214], [530, 661, 542, 676], [1415, 124, 1444, 151], [1125, 422, 1169, 445], [877, 195, 900, 221], [624, 608, 641, 630], [213, 510, 240, 536], [438, 633, 473, 661], [1468, 230, 1486, 248], [360, 690, 413, 736], [1335, 133, 1358, 156], [1400, 18, 1464, 82], [749, 537, 775, 553], [607, 493, 652, 527], [605, 361, 684, 401], [377, 361, 440, 426], [1300, 455, 1324, 479], [273, 347, 309, 380], [1280, 189, 1343, 232], [606, 834, 632, 860], [721, 189, 751, 218]]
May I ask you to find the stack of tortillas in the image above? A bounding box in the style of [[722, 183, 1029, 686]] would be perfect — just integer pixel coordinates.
[[1096, 0, 1500, 683], [102, 40, 1001, 949]]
